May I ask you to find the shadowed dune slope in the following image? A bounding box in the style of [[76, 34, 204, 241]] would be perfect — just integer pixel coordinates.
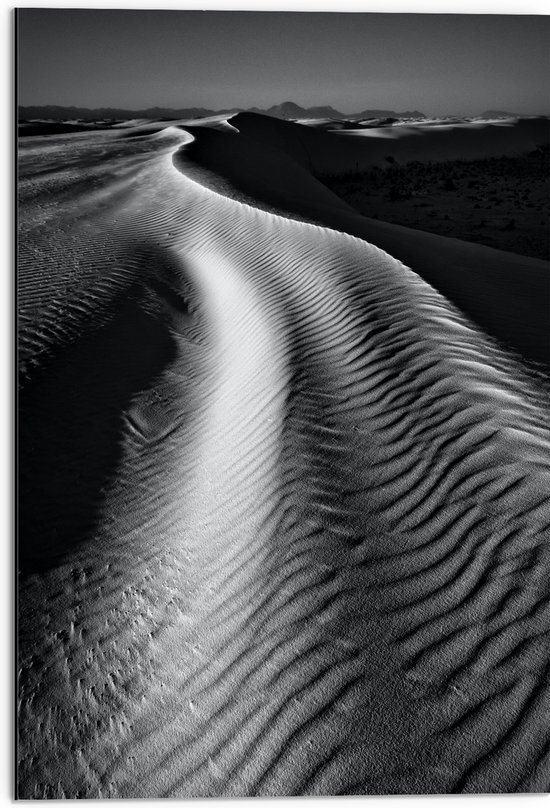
[[233, 112, 550, 172], [18, 121, 550, 797]]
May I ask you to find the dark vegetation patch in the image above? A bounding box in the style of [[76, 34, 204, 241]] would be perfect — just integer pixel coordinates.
[[320, 147, 550, 260]]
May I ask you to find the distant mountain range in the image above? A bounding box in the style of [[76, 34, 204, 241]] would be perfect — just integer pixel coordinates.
[[18, 101, 426, 122], [249, 101, 426, 120]]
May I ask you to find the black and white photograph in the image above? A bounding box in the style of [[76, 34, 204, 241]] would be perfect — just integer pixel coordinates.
[[16, 3, 550, 799]]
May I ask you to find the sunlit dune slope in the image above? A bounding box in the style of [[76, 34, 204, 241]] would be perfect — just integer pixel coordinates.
[[18, 115, 550, 798]]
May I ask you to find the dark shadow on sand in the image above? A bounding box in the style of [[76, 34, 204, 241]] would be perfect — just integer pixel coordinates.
[[18, 285, 178, 577]]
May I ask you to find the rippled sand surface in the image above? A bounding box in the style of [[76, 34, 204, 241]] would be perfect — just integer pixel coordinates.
[[18, 115, 550, 797]]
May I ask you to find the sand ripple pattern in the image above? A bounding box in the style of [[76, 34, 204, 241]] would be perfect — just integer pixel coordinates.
[[18, 126, 550, 797]]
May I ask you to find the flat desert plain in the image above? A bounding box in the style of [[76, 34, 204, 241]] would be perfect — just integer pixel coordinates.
[[18, 113, 550, 797]]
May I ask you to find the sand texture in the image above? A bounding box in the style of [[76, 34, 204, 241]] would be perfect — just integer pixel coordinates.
[[18, 114, 550, 797]]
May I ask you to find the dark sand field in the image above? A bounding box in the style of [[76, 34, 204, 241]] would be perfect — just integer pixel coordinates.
[[18, 113, 550, 797], [321, 148, 550, 260]]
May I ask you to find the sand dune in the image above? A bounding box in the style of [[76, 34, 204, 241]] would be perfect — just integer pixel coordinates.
[[179, 115, 549, 366], [18, 115, 550, 797], [233, 112, 550, 172]]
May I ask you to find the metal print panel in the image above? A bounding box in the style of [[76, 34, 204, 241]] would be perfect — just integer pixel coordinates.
[[17, 7, 550, 798]]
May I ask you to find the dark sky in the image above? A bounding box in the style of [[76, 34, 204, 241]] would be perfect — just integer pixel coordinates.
[[17, 10, 550, 115]]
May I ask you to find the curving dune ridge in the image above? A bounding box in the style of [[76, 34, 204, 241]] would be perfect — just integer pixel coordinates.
[[18, 115, 550, 797]]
